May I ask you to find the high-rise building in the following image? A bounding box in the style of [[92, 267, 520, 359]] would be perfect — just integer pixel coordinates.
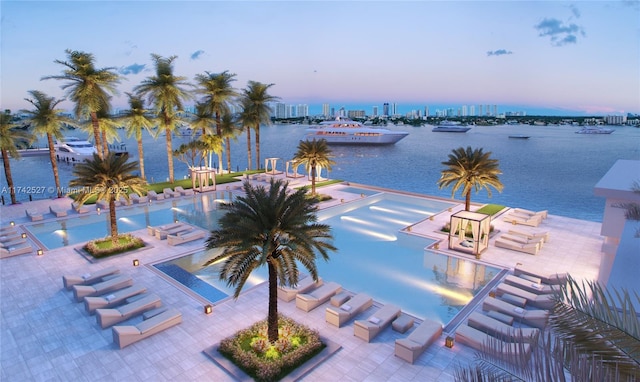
[[462, 105, 468, 117], [297, 104, 309, 118], [372, 106, 378, 117], [322, 103, 330, 118], [275, 103, 287, 118], [469, 105, 475, 116], [347, 110, 365, 119], [424, 106, 429, 117], [486, 104, 491, 116], [493, 105, 498, 117], [478, 104, 483, 116], [383, 103, 389, 117], [391, 103, 398, 116]]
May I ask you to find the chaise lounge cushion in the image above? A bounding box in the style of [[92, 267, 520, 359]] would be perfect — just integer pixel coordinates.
[[394, 318, 442, 363], [455, 324, 532, 361], [295, 282, 341, 312], [277, 276, 323, 302], [467, 312, 539, 343], [112, 308, 182, 349], [63, 266, 120, 290], [84, 285, 147, 314], [73, 275, 133, 301], [354, 304, 400, 342], [482, 296, 549, 329], [96, 293, 162, 328], [325, 293, 373, 327]]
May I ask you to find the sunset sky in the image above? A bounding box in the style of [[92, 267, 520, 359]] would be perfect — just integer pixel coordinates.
[[1, 1, 638, 116]]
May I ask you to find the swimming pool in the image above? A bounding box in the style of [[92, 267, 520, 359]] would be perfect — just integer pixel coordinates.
[[154, 192, 501, 323]]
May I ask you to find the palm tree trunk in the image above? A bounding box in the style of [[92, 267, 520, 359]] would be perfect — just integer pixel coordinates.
[[267, 261, 279, 343], [101, 130, 109, 157], [1, 149, 17, 204], [255, 124, 260, 170], [225, 137, 232, 174], [166, 129, 174, 183], [311, 164, 317, 196], [137, 137, 145, 180], [109, 198, 118, 244], [465, 191, 471, 211], [217, 152, 223, 174], [246, 127, 252, 171], [47, 134, 62, 198], [91, 112, 103, 159]]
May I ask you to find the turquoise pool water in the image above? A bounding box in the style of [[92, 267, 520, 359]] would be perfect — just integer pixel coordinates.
[[154, 192, 501, 323]]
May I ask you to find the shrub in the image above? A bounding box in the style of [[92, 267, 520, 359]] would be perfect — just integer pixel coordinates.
[[84, 234, 144, 258]]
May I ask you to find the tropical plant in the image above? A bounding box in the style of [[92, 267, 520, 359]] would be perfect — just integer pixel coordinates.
[[0, 112, 35, 204], [172, 140, 207, 170], [189, 102, 217, 169], [194, 70, 238, 137], [69, 153, 147, 245], [201, 134, 223, 173], [87, 108, 121, 157], [437, 146, 504, 211], [119, 93, 155, 180], [43, 49, 121, 159], [293, 139, 336, 196], [21, 90, 78, 198], [135, 54, 192, 183], [205, 178, 336, 342], [219, 111, 241, 173], [239, 81, 279, 170]]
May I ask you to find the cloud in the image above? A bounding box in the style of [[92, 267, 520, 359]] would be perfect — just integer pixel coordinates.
[[119, 64, 145, 75], [487, 49, 513, 57], [190, 50, 205, 60], [569, 4, 580, 18], [534, 17, 585, 46]]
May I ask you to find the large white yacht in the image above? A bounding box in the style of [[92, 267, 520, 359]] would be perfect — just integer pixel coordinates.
[[305, 117, 408, 145], [54, 137, 97, 162], [431, 120, 472, 133], [575, 126, 614, 134]]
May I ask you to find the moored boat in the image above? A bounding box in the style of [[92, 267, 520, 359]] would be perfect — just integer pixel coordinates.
[[432, 121, 471, 133], [575, 126, 614, 134], [305, 117, 408, 145]]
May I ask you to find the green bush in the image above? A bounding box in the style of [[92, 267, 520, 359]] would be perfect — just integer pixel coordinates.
[[84, 234, 144, 258]]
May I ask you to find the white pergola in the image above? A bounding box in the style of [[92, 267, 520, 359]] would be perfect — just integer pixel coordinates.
[[190, 167, 216, 193], [285, 160, 305, 179], [448, 210, 491, 258], [264, 158, 283, 175]]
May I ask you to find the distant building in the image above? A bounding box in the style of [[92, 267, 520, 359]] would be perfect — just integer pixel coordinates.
[[348, 110, 365, 119], [478, 104, 483, 116], [391, 103, 398, 116], [297, 104, 309, 118], [424, 106, 429, 117], [322, 103, 330, 118], [275, 103, 287, 118], [604, 115, 627, 125], [372, 106, 378, 117], [469, 105, 475, 116], [383, 103, 389, 117]]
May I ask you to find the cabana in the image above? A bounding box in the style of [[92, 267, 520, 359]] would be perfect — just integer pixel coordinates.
[[264, 158, 283, 175], [190, 167, 216, 193], [448, 211, 491, 258], [285, 160, 305, 179]]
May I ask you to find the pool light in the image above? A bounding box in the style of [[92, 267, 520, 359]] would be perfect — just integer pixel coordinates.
[[36, 249, 44, 256], [445, 336, 455, 348], [204, 304, 213, 314], [10, 221, 15, 226], [21, 233, 27, 239], [133, 259, 140, 267]]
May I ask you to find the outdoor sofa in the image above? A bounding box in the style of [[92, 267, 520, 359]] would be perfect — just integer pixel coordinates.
[[277, 276, 323, 302], [295, 282, 342, 312], [354, 303, 401, 342], [394, 318, 442, 363], [325, 293, 373, 328]]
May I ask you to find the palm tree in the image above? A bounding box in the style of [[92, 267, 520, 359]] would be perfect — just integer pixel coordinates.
[[293, 139, 336, 196], [437, 146, 503, 211], [119, 93, 154, 180], [21, 91, 77, 198], [219, 111, 241, 174], [89, 108, 121, 157], [0, 112, 35, 204], [194, 70, 238, 137], [240, 81, 279, 170], [69, 153, 146, 245], [43, 49, 121, 159], [135, 54, 192, 183], [205, 178, 336, 342], [201, 134, 223, 174], [189, 102, 217, 169], [238, 97, 255, 170]]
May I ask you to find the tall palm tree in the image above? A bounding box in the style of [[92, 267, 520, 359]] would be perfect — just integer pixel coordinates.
[[119, 93, 154, 180], [205, 178, 336, 342], [293, 139, 336, 196], [194, 70, 238, 137], [238, 97, 255, 170], [240, 81, 279, 170], [135, 54, 192, 183], [21, 91, 77, 198], [69, 153, 146, 245], [189, 102, 217, 169], [43, 49, 121, 159], [89, 108, 121, 157], [437, 146, 503, 211], [201, 134, 223, 174], [0, 112, 35, 204], [219, 111, 241, 174]]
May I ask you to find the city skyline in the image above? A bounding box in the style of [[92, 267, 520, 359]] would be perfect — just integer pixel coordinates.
[[1, 1, 638, 116]]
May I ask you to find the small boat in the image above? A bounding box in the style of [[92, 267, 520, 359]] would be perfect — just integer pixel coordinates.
[[305, 117, 408, 145], [508, 135, 530, 139], [575, 126, 614, 134], [54, 137, 97, 163], [432, 121, 471, 133]]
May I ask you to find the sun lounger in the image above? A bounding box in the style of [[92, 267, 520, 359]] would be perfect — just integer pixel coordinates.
[[277, 276, 323, 302], [112, 308, 182, 349], [147, 222, 182, 237], [325, 293, 373, 327], [495, 238, 540, 255], [49, 205, 68, 217], [513, 208, 548, 220], [513, 264, 567, 285], [71, 201, 90, 214], [84, 285, 147, 314], [162, 188, 180, 198], [394, 318, 442, 363], [73, 275, 133, 301], [129, 193, 148, 204], [156, 224, 191, 240], [147, 190, 165, 201], [508, 229, 549, 243], [63, 266, 120, 290], [354, 304, 401, 342], [496, 283, 555, 310], [96, 199, 111, 209], [499, 233, 545, 248], [0, 238, 27, 248], [295, 282, 342, 312], [174, 186, 193, 196], [167, 229, 206, 246], [0, 226, 16, 233], [503, 214, 542, 227], [467, 312, 539, 343], [482, 296, 549, 329], [504, 275, 555, 294], [0, 231, 21, 242], [25, 208, 43, 221], [117, 196, 131, 206], [455, 324, 532, 361], [96, 293, 162, 328], [0, 243, 33, 258]]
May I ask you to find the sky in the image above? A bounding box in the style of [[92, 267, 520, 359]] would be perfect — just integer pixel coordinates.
[[1, 0, 639, 116]]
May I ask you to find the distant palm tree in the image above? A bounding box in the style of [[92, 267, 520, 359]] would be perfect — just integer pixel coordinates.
[[205, 178, 336, 342], [0, 112, 35, 204], [194, 70, 238, 137], [189, 102, 217, 169], [21, 91, 77, 198], [119, 93, 155, 180], [135, 54, 192, 183], [201, 134, 223, 174], [219, 111, 241, 173], [240, 81, 279, 170], [238, 98, 256, 170], [437, 146, 503, 211], [89, 108, 121, 157], [43, 49, 121, 159], [293, 139, 336, 196], [69, 153, 146, 245]]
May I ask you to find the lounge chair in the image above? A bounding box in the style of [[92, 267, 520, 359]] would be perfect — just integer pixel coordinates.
[[147, 222, 183, 237], [499, 233, 545, 248], [129, 193, 148, 204], [325, 293, 373, 327], [513, 264, 567, 285], [117, 196, 131, 206], [155, 223, 191, 240], [496, 283, 555, 310], [162, 188, 180, 198], [0, 238, 27, 248], [71, 201, 90, 214], [84, 285, 147, 314], [73, 275, 133, 301], [174, 186, 193, 196], [508, 229, 550, 243], [513, 208, 548, 220], [482, 296, 549, 329], [467, 312, 539, 343], [112, 308, 182, 349], [147, 190, 165, 201], [62, 266, 120, 290], [0, 231, 21, 242], [96, 293, 162, 328], [504, 275, 555, 294], [167, 229, 206, 246], [503, 214, 542, 227], [96, 199, 110, 209], [25, 208, 43, 221], [394, 318, 443, 363], [0, 243, 33, 258], [0, 226, 16, 233], [277, 276, 323, 302], [354, 304, 401, 342], [49, 205, 68, 217], [295, 282, 342, 312], [455, 324, 532, 361], [495, 238, 540, 255]]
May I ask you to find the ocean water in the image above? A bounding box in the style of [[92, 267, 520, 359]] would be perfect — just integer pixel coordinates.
[[3, 123, 639, 222]]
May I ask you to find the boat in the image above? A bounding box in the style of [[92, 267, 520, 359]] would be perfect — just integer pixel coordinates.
[[508, 135, 530, 139], [304, 117, 408, 145], [432, 121, 471, 133], [54, 137, 97, 163], [575, 126, 614, 134]]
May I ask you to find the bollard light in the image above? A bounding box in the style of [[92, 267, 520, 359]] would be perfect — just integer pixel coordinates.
[[133, 259, 140, 267], [36, 249, 44, 256], [445, 336, 455, 348], [10, 221, 15, 226], [21, 233, 27, 239], [204, 304, 213, 314]]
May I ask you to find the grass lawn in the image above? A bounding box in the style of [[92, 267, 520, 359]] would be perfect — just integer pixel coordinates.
[[475, 204, 506, 215], [84, 234, 145, 258]]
